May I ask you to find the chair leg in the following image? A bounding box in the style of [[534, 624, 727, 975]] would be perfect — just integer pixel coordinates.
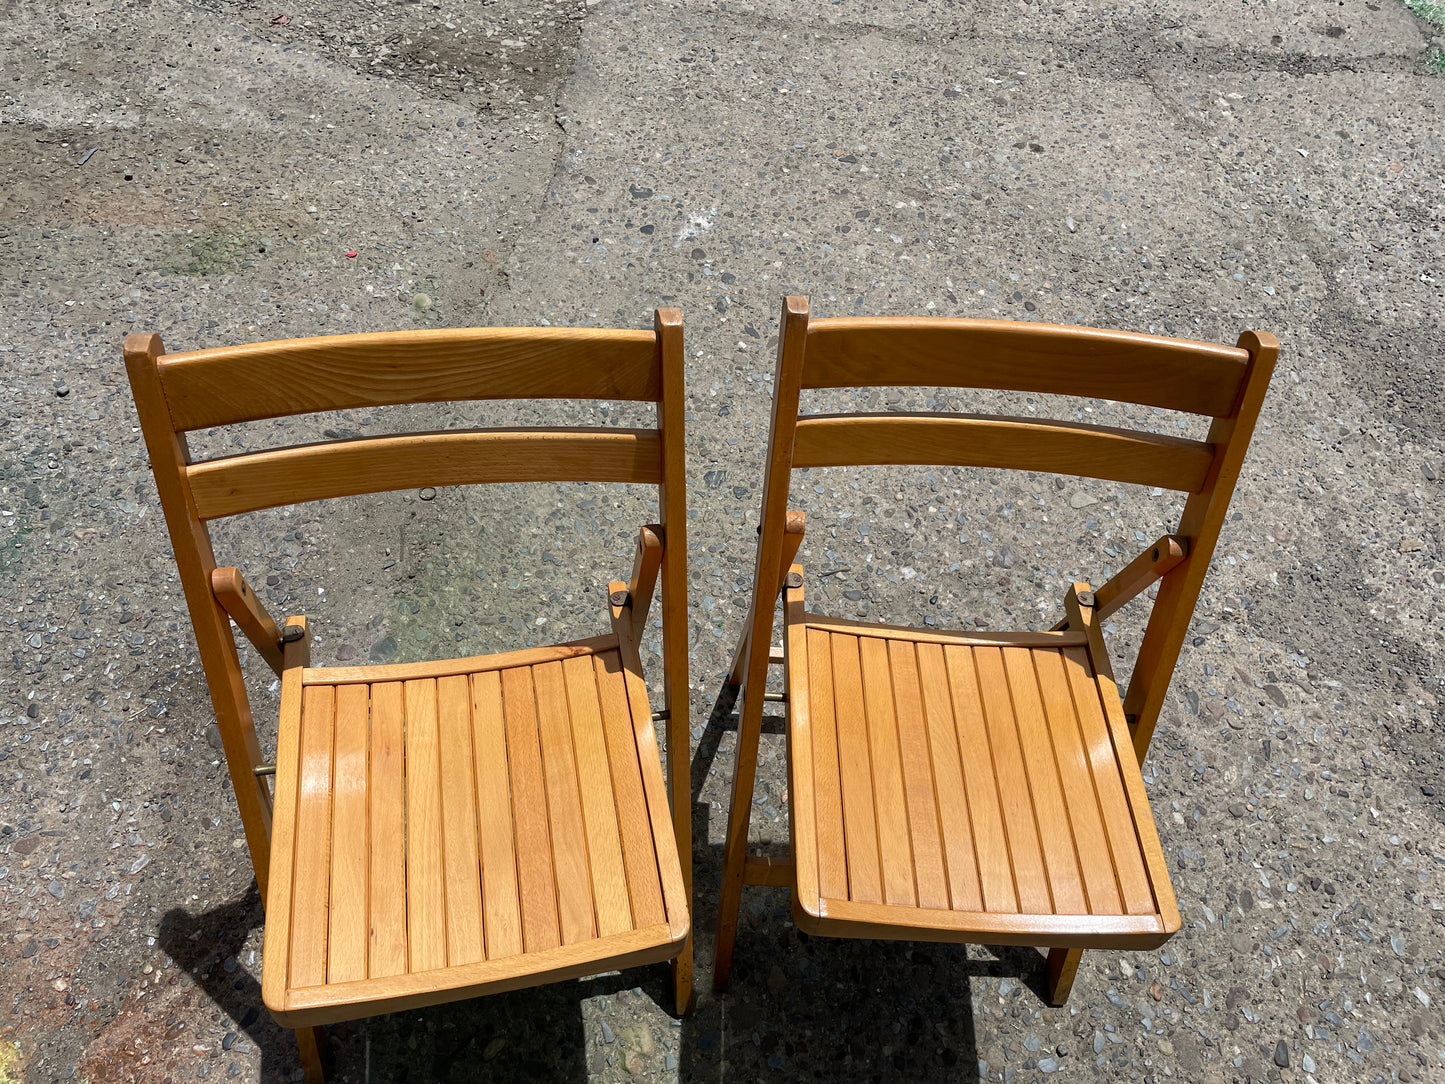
[[712, 687, 766, 989], [295, 1026, 325, 1083], [1046, 948, 1083, 1006], [672, 937, 696, 1014]]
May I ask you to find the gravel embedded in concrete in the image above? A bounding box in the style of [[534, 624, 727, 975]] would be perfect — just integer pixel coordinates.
[[1, 0, 1443, 1080]]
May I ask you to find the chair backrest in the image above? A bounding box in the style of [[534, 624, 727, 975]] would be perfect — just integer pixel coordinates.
[[124, 315, 688, 903], [748, 296, 1277, 761]]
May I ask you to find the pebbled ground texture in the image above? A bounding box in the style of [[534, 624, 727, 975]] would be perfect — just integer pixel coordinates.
[[1, 0, 1442, 1080]]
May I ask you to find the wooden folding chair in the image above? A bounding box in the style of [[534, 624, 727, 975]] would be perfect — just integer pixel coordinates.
[[124, 315, 693, 1081], [714, 296, 1277, 1004]]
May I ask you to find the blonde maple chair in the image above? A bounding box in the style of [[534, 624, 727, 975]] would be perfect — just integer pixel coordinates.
[[714, 296, 1277, 1005], [124, 316, 693, 1081]]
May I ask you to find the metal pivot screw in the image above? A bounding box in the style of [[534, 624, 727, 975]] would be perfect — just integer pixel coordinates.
[[784, 572, 803, 589], [609, 590, 630, 607], [1077, 591, 1096, 608], [280, 625, 305, 643]]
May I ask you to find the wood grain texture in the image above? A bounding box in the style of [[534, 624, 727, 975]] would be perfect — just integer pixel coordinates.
[[328, 684, 370, 983], [188, 429, 662, 520], [563, 656, 633, 938], [306, 636, 615, 686], [791, 414, 1213, 493], [210, 567, 284, 673], [437, 675, 484, 968], [532, 661, 597, 946], [716, 306, 1265, 996], [782, 615, 1180, 945], [158, 326, 660, 431], [403, 680, 447, 973], [595, 652, 666, 929], [367, 683, 409, 979], [290, 686, 335, 988], [129, 314, 695, 1034], [264, 642, 687, 1027], [472, 671, 523, 961], [802, 316, 1249, 417]]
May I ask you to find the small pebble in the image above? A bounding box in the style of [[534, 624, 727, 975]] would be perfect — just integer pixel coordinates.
[[1274, 1040, 1289, 1068]]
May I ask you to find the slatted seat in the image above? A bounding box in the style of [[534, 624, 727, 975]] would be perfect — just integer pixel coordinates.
[[783, 615, 1177, 948], [265, 638, 688, 1027], [124, 314, 694, 1081], [714, 297, 1276, 1005]]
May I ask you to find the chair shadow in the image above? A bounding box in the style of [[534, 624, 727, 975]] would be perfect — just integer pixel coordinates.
[[159, 886, 674, 1083], [680, 679, 1058, 1083], [157, 886, 312, 1082], [160, 675, 1058, 1083]]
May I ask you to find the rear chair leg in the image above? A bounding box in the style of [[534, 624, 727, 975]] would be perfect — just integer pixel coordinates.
[[295, 1026, 325, 1083], [1046, 948, 1083, 1006]]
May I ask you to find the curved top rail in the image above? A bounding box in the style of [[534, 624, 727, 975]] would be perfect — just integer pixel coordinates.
[[157, 326, 661, 431], [803, 317, 1250, 417]]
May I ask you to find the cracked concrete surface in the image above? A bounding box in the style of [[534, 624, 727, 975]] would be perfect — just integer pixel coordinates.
[[2, 0, 1443, 1079]]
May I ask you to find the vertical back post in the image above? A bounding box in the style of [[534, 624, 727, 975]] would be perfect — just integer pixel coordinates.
[[123, 333, 276, 903], [713, 296, 810, 987], [1123, 330, 1279, 761], [654, 308, 694, 1011]]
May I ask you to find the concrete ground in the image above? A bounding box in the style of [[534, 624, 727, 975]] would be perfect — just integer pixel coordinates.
[[2, 0, 1444, 1078]]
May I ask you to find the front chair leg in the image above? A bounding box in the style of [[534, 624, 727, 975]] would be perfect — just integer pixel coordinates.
[[671, 939, 695, 1014], [1046, 948, 1083, 1006], [295, 1026, 325, 1083]]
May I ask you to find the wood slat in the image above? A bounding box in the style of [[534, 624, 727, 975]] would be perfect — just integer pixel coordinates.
[[261, 666, 305, 1013], [368, 683, 408, 978], [1000, 648, 1087, 914], [327, 684, 370, 983], [562, 656, 633, 937], [805, 629, 848, 902], [801, 317, 1250, 417], [1032, 650, 1123, 915], [812, 899, 1171, 949], [887, 641, 949, 910], [501, 667, 562, 952], [593, 652, 666, 928], [157, 326, 660, 431], [307, 635, 616, 687], [942, 646, 1015, 912], [437, 675, 485, 967], [188, 429, 663, 520], [290, 686, 335, 989], [792, 414, 1214, 493], [914, 643, 982, 912], [802, 613, 1087, 648], [858, 637, 914, 906], [273, 923, 681, 1027], [608, 620, 690, 937], [828, 633, 883, 904], [971, 647, 1051, 913], [531, 661, 598, 945], [403, 680, 447, 972], [1060, 648, 1155, 915], [783, 577, 820, 910], [471, 672, 523, 960]]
